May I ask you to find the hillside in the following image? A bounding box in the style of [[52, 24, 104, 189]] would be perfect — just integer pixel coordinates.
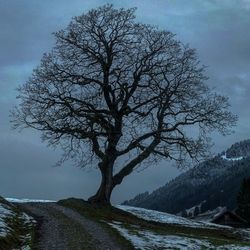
[[0, 196, 35, 250], [114, 205, 250, 249], [59, 198, 250, 249], [2, 197, 250, 249], [123, 139, 250, 215]]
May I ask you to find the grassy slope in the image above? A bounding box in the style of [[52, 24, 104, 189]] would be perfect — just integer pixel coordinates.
[[58, 198, 137, 250], [58, 198, 250, 249], [0, 196, 35, 250]]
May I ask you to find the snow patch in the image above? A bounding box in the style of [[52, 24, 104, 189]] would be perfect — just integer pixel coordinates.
[[184, 200, 206, 217], [108, 221, 249, 250], [0, 198, 35, 250], [0, 203, 13, 237], [221, 153, 243, 161], [116, 205, 228, 229], [117, 205, 201, 226], [6, 198, 55, 203], [109, 221, 210, 249]]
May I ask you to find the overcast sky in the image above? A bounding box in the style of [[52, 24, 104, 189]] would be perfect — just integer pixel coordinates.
[[0, 0, 250, 204]]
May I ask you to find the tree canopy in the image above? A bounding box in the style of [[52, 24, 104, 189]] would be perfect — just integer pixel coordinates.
[[12, 5, 237, 204]]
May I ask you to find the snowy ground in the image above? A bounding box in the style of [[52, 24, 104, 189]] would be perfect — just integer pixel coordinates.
[[113, 205, 250, 250], [6, 197, 55, 203], [0, 203, 13, 237], [109, 221, 211, 250], [0, 198, 35, 249], [116, 205, 228, 229], [109, 221, 250, 250]]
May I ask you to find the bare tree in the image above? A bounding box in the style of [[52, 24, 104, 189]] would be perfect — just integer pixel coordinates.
[[12, 5, 237, 205]]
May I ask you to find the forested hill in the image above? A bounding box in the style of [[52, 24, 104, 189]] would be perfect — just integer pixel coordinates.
[[122, 139, 250, 214]]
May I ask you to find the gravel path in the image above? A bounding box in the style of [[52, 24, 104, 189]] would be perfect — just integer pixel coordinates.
[[19, 203, 123, 250]]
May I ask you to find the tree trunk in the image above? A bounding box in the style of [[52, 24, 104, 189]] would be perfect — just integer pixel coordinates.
[[88, 166, 114, 205]]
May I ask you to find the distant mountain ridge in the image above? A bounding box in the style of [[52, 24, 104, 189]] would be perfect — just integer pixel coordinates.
[[122, 139, 250, 214]]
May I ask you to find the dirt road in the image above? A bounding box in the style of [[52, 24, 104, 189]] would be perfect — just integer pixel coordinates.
[[19, 203, 122, 250]]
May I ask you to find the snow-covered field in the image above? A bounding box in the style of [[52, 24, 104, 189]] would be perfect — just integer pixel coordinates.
[[109, 220, 250, 250], [113, 205, 250, 250], [109, 221, 211, 250], [116, 205, 228, 229], [0, 198, 35, 250]]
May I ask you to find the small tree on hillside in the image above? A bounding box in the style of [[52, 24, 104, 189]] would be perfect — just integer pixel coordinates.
[[12, 5, 236, 205], [237, 178, 250, 223]]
